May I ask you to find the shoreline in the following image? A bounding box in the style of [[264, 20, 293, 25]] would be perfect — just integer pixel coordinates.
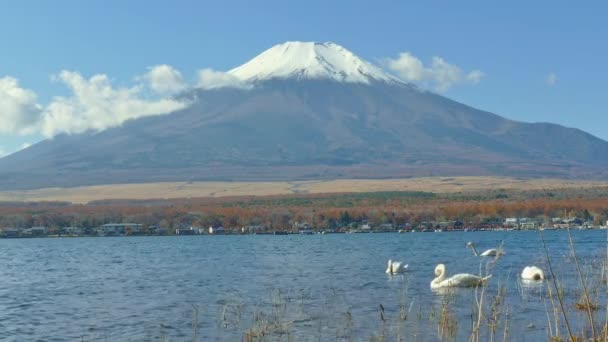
[[2, 226, 606, 239]]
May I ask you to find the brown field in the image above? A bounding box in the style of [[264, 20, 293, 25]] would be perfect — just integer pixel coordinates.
[[0, 176, 607, 204]]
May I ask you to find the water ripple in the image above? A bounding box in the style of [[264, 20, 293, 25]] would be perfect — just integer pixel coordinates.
[[0, 231, 605, 340]]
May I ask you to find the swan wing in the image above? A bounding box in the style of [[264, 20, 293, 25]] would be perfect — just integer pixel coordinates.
[[446, 273, 489, 287], [386, 261, 407, 274], [393, 262, 407, 273], [480, 249, 497, 256], [521, 266, 544, 280]]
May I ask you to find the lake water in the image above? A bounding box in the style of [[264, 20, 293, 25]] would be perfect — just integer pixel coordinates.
[[1, 230, 606, 341]]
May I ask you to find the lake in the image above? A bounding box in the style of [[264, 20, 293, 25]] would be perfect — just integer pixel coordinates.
[[1, 230, 606, 341]]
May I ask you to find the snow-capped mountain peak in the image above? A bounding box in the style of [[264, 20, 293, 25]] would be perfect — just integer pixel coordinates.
[[228, 41, 401, 84]]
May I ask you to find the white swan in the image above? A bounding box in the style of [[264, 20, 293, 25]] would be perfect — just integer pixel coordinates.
[[386, 259, 408, 274], [521, 266, 545, 281], [430, 264, 492, 289], [466, 241, 504, 257]]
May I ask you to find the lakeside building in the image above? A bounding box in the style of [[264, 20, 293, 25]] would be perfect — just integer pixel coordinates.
[[242, 225, 265, 234], [1, 228, 21, 238], [519, 221, 538, 230], [551, 217, 585, 229], [23, 226, 48, 236], [97, 223, 142, 236], [175, 227, 198, 235], [62, 227, 83, 235], [208, 226, 225, 234], [377, 223, 395, 231], [1, 213, 606, 239], [360, 223, 372, 231], [147, 225, 168, 235]]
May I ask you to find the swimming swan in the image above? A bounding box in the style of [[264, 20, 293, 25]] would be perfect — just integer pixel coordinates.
[[386, 259, 408, 274], [466, 242, 504, 257], [521, 266, 545, 281], [430, 264, 492, 289]]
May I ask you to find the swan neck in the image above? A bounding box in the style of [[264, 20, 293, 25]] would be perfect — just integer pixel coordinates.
[[470, 245, 479, 256], [433, 267, 445, 283]]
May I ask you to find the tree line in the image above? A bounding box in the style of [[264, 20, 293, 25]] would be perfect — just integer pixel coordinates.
[[1, 189, 607, 232]]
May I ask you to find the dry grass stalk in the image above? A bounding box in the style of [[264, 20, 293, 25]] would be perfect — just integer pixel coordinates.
[[566, 227, 597, 339], [438, 303, 458, 341], [540, 229, 575, 341]]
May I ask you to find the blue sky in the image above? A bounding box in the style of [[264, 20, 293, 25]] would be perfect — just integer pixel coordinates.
[[1, 0, 606, 155]]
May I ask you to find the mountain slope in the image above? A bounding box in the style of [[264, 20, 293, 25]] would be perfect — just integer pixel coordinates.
[[1, 42, 607, 190]]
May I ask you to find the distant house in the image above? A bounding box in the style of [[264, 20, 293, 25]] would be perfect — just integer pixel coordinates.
[[396, 223, 412, 232], [293, 222, 312, 230], [436, 222, 449, 230], [504, 218, 518, 227], [520, 221, 538, 230], [570, 218, 584, 226], [208, 226, 225, 234], [378, 223, 395, 231], [25, 226, 48, 237], [243, 225, 265, 234], [62, 227, 83, 235], [97, 223, 142, 236], [417, 222, 432, 231], [583, 221, 595, 229], [360, 223, 372, 231], [175, 227, 197, 235], [1, 228, 21, 238]]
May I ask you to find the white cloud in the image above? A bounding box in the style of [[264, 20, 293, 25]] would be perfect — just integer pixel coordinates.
[[142, 64, 187, 95], [385, 52, 426, 82], [20, 142, 32, 150], [197, 68, 251, 90], [547, 72, 557, 86], [465, 70, 484, 84], [39, 71, 190, 137], [0, 77, 42, 135], [0, 65, 194, 139], [385, 53, 484, 92]]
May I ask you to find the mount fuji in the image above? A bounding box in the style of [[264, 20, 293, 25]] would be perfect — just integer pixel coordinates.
[[228, 41, 400, 84], [2, 41, 608, 190]]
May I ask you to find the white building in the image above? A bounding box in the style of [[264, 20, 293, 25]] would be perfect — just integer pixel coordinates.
[[209, 226, 225, 234], [378, 223, 394, 231], [97, 223, 142, 236], [520, 222, 537, 230], [24, 226, 48, 236]]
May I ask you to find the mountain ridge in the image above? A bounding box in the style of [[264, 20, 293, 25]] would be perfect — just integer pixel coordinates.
[[228, 41, 401, 84], [1, 42, 607, 190]]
